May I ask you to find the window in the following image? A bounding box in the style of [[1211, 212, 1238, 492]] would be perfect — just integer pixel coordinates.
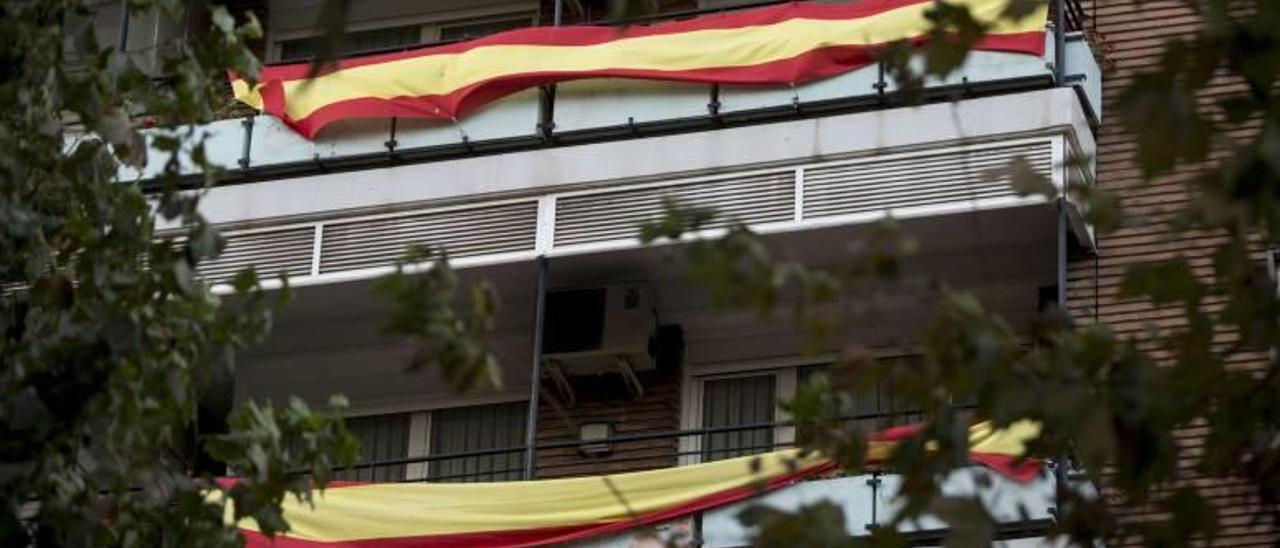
[[278, 25, 423, 63], [687, 356, 929, 464], [337, 413, 411, 482], [797, 365, 923, 434], [273, 14, 535, 63], [428, 401, 527, 483], [438, 16, 534, 42], [331, 401, 527, 483], [701, 374, 776, 462]]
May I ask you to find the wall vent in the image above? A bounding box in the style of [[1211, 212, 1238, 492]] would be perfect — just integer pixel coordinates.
[[319, 201, 538, 274], [197, 226, 316, 284], [802, 141, 1052, 220], [554, 170, 795, 247]]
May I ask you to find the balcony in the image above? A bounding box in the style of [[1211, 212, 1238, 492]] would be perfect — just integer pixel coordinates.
[[283, 415, 1088, 547], [120, 28, 1100, 185]]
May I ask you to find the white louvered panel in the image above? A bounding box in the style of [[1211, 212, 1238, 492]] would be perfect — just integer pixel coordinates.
[[197, 226, 316, 284], [803, 141, 1053, 219], [554, 171, 795, 247], [319, 202, 538, 274]]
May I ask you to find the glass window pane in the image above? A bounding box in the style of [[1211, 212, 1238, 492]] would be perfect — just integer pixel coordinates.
[[337, 413, 410, 482], [429, 401, 527, 483], [798, 361, 924, 434], [702, 375, 775, 462], [439, 17, 531, 42]]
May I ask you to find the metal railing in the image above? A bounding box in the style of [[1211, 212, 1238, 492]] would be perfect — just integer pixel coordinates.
[[328, 409, 927, 484], [305, 409, 1070, 545], [122, 0, 1099, 191], [1061, 0, 1089, 33]]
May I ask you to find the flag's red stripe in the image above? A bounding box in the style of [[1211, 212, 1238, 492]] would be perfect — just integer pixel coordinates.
[[275, 30, 1044, 138], [968, 452, 1043, 483]]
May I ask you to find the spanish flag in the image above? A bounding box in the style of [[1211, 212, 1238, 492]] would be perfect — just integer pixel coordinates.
[[225, 420, 1041, 547], [232, 0, 1048, 138]]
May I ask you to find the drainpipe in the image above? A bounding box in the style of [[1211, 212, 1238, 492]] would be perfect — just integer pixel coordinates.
[[1054, 100, 1071, 520], [523, 255, 549, 480], [116, 0, 131, 53], [1053, 0, 1066, 85]]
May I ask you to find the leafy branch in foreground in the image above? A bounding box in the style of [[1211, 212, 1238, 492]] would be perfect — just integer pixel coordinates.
[[0, 1, 357, 545], [376, 246, 502, 393]]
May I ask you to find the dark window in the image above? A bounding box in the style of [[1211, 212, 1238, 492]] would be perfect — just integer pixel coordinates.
[[542, 288, 607, 353], [278, 24, 422, 63], [702, 374, 776, 462], [337, 413, 411, 482], [798, 363, 924, 433], [429, 402, 527, 483], [439, 17, 531, 41]]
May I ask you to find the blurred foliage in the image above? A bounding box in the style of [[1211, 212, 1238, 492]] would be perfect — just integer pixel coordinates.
[[0, 1, 361, 546], [642, 0, 1280, 545], [376, 246, 502, 393]]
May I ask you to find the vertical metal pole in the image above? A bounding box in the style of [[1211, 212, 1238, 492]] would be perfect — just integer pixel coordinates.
[[1058, 202, 1068, 309], [116, 0, 131, 53], [523, 256, 549, 480], [553, 0, 564, 26], [1053, 0, 1067, 86]]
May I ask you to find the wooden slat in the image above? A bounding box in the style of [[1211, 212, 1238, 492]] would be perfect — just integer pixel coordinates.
[[533, 367, 682, 479], [1072, 1, 1278, 544]]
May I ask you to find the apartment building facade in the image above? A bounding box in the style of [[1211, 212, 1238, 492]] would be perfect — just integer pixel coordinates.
[[87, 0, 1277, 544]]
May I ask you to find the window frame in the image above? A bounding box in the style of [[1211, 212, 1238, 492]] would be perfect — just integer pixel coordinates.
[[267, 9, 538, 63], [680, 351, 929, 465], [340, 395, 528, 482], [680, 355, 820, 465]]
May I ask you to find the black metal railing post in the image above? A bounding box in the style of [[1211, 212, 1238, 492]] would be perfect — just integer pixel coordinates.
[[1054, 0, 1067, 85], [523, 255, 549, 479]]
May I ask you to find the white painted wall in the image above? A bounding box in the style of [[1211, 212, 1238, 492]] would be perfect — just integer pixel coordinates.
[[177, 88, 1093, 231]]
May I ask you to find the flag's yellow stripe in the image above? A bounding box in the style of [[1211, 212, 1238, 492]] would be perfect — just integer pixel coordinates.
[[225, 450, 822, 541], [219, 420, 1041, 542], [239, 0, 1045, 122]]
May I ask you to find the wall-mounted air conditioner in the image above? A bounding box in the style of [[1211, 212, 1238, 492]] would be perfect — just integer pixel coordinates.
[[541, 284, 656, 375]]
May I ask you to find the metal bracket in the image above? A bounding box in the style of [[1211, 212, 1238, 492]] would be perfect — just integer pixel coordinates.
[[874, 61, 888, 97], [451, 117, 472, 152], [537, 84, 557, 143], [544, 360, 576, 407], [707, 84, 722, 119], [384, 117, 398, 155], [237, 115, 254, 169], [616, 356, 644, 400]]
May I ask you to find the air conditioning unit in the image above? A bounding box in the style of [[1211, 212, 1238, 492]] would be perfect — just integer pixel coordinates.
[[542, 284, 656, 375]]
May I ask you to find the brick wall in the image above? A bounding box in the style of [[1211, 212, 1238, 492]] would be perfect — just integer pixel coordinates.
[[1069, 1, 1278, 544]]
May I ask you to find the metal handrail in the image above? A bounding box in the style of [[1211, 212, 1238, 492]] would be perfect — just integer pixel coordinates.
[[320, 408, 949, 482]]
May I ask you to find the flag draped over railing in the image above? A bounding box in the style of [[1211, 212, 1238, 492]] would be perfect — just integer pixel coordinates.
[[231, 0, 1048, 139], [223, 420, 1042, 547]]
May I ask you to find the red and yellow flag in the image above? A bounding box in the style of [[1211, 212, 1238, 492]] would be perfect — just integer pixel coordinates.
[[223, 420, 1041, 547], [232, 0, 1048, 138]]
